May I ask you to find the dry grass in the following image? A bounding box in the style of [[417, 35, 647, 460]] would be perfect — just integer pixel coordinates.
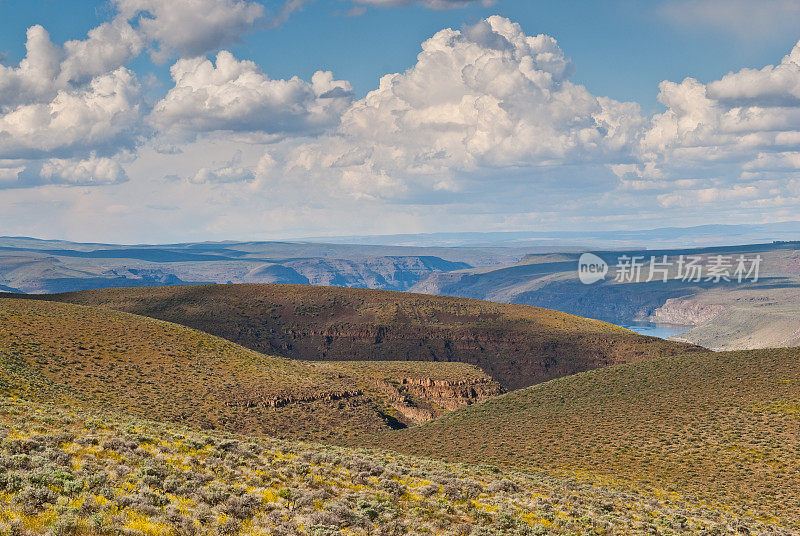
[[0, 396, 786, 536], [0, 299, 496, 441]]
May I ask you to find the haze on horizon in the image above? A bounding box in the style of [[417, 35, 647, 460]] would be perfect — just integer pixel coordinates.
[[1, 0, 800, 243]]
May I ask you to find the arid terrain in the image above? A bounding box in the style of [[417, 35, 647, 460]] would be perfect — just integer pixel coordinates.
[[1, 287, 797, 534], [30, 284, 700, 390], [362, 346, 800, 530], [0, 298, 503, 440]]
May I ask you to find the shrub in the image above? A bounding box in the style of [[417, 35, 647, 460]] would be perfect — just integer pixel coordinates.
[[215, 518, 242, 536], [224, 493, 261, 519], [17, 485, 58, 514], [487, 479, 518, 493]]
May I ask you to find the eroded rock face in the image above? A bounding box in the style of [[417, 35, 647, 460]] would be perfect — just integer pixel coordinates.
[[651, 298, 726, 325], [225, 389, 364, 409], [377, 377, 505, 424], [223, 376, 504, 427]]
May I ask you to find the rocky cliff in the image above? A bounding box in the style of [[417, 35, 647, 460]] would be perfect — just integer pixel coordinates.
[[651, 297, 726, 325], [223, 376, 503, 427]]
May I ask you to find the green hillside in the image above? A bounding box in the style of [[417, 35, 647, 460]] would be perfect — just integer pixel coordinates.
[[361, 347, 800, 529], [38, 284, 702, 390], [0, 299, 500, 441]]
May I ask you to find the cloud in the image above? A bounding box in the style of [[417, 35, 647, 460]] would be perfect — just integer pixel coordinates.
[[638, 41, 800, 173], [267, 0, 315, 28], [190, 165, 255, 184], [743, 152, 800, 172], [187, 150, 257, 184], [0, 66, 144, 159], [707, 44, 800, 106], [0, 23, 143, 109], [603, 39, 800, 212], [5, 11, 800, 235], [114, 0, 265, 61], [151, 51, 353, 137], [275, 16, 643, 199], [353, 0, 495, 9], [6, 156, 128, 189], [660, 0, 800, 40], [58, 18, 145, 85], [0, 20, 146, 189]]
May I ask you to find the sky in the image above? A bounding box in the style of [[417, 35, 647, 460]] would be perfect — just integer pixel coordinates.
[[1, 0, 800, 243]]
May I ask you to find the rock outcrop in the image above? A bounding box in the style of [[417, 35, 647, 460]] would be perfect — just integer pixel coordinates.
[[375, 377, 504, 424], [651, 298, 725, 325], [225, 389, 364, 409]]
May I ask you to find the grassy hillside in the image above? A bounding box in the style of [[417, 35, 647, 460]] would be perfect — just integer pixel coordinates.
[[0, 299, 501, 441], [361, 347, 800, 528], [39, 284, 701, 390], [0, 396, 780, 536]]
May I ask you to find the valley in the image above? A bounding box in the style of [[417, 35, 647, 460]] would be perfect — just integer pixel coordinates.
[[0, 298, 502, 439], [4, 236, 800, 352], [0, 278, 798, 533]]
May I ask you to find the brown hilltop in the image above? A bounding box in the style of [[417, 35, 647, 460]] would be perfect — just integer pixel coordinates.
[[0, 298, 500, 440], [39, 283, 704, 390]]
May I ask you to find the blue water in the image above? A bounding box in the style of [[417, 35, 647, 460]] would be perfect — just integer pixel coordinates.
[[621, 323, 689, 340]]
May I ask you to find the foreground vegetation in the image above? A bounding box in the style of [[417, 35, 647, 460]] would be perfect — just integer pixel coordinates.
[[0, 396, 786, 536], [1, 287, 796, 533], [363, 347, 800, 530]]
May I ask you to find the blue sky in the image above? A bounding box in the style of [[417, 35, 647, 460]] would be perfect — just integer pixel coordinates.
[[1, 0, 800, 242], [3, 0, 798, 110]]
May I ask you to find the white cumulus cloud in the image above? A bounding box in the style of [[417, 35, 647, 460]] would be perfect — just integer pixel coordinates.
[[12, 156, 129, 188], [639, 41, 800, 173], [0, 21, 145, 190], [275, 16, 644, 199], [151, 51, 353, 137], [0, 66, 144, 159], [0, 23, 143, 109], [115, 0, 265, 61]]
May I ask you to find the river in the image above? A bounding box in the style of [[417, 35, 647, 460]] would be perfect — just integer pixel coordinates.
[[621, 322, 690, 340]]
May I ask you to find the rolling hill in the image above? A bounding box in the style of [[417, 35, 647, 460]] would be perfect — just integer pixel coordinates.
[[0, 284, 793, 532], [36, 284, 702, 390], [0, 298, 502, 440], [361, 346, 800, 529]]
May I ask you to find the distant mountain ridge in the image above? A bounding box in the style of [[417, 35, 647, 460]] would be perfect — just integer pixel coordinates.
[[0, 237, 487, 294], [4, 236, 800, 351]]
